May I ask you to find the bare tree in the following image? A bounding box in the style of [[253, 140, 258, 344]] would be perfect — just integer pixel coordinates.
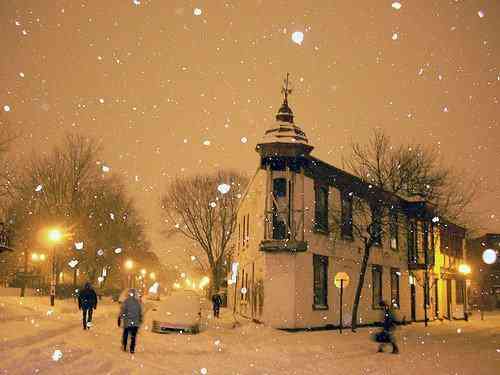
[[4, 133, 152, 291], [339, 129, 477, 331], [161, 171, 247, 294]]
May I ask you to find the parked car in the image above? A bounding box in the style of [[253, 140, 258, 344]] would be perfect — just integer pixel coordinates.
[[149, 290, 201, 334]]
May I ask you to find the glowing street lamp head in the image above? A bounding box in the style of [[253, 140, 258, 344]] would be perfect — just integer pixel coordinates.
[[482, 249, 497, 265], [458, 263, 471, 275], [140, 268, 147, 276], [149, 272, 156, 280], [48, 228, 63, 243], [125, 259, 134, 270], [31, 253, 39, 261], [40, 254, 46, 261]]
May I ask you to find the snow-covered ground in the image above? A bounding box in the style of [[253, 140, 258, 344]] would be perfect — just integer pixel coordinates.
[[0, 296, 499, 374]]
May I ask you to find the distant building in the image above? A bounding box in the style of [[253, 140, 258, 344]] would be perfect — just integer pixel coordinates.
[[227, 86, 468, 329], [467, 234, 500, 309]]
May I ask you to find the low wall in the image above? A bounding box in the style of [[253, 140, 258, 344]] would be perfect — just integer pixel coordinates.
[[0, 287, 38, 297]]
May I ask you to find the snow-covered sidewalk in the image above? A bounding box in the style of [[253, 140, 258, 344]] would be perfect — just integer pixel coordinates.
[[0, 296, 499, 374]]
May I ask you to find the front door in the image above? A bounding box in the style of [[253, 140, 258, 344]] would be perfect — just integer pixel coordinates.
[[434, 282, 439, 318], [410, 284, 417, 321]]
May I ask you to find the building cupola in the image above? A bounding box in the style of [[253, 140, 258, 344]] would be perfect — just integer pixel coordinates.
[[256, 73, 314, 159]]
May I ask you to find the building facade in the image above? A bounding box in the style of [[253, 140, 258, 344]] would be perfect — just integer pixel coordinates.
[[227, 92, 467, 329]]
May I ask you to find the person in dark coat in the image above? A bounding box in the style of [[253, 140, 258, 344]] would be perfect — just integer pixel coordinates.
[[211, 292, 222, 318], [78, 282, 98, 330], [118, 288, 143, 354], [377, 301, 399, 354]]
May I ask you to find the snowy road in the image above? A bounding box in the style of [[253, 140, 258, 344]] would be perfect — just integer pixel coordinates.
[[1, 296, 499, 375]]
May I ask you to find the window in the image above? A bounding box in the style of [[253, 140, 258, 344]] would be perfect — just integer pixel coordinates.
[[272, 178, 288, 240], [315, 184, 329, 232], [371, 206, 382, 246], [407, 219, 417, 263], [390, 268, 400, 309], [313, 255, 328, 309], [389, 209, 398, 250], [246, 214, 250, 246], [341, 193, 353, 238], [238, 222, 241, 252], [242, 215, 246, 247], [372, 265, 383, 308], [456, 279, 465, 304]]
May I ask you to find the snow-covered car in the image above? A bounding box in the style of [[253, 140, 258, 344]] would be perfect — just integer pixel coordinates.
[[149, 290, 201, 334]]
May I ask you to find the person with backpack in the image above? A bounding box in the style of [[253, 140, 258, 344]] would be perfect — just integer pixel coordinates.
[[376, 300, 399, 354], [118, 288, 143, 354], [78, 282, 98, 330]]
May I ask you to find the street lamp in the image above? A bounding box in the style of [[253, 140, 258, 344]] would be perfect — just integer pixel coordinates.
[[459, 263, 471, 321], [149, 272, 156, 281], [125, 259, 134, 288], [47, 228, 63, 306]]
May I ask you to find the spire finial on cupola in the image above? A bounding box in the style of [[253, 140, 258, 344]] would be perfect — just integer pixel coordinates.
[[276, 73, 294, 123]]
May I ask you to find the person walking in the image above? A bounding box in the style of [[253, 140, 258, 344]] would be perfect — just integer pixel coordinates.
[[78, 282, 98, 330], [118, 288, 143, 354], [212, 292, 222, 318], [376, 301, 399, 354]]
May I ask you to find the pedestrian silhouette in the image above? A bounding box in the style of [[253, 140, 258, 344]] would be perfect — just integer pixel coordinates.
[[78, 282, 98, 330], [375, 300, 399, 354], [118, 288, 143, 354]]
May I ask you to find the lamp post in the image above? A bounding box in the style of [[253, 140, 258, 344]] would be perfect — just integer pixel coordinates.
[[47, 228, 63, 306], [125, 259, 134, 288], [458, 263, 471, 321]]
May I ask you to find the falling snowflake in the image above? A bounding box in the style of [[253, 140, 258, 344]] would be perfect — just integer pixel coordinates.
[[203, 140, 211, 146], [19, 72, 25, 78], [457, 328, 462, 333], [46, 309, 54, 316], [190, 255, 196, 261], [52, 350, 63, 361], [68, 259, 79, 268], [432, 216, 440, 223], [200, 368, 208, 375], [391, 2, 402, 10], [478, 10, 485, 18], [291, 31, 304, 45], [392, 32, 399, 41], [217, 183, 231, 194], [74, 242, 84, 250], [35, 184, 43, 192], [114, 247, 122, 254], [102, 165, 110, 173], [209, 202, 217, 208], [240, 137, 248, 144], [97, 249, 104, 256], [214, 340, 221, 346], [110, 213, 115, 220], [21, 29, 28, 35], [132, 0, 141, 5], [3, 105, 11, 112], [443, 106, 449, 113], [97, 276, 104, 282], [193, 8, 202, 16], [98, 98, 104, 104]]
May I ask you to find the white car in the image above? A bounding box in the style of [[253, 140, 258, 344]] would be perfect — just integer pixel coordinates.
[[149, 290, 202, 334]]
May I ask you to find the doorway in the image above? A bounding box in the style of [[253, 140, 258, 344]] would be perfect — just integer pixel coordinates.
[[446, 279, 452, 319], [410, 284, 417, 321]]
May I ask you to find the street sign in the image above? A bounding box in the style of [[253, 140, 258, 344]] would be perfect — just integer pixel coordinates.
[[334, 272, 350, 288]]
